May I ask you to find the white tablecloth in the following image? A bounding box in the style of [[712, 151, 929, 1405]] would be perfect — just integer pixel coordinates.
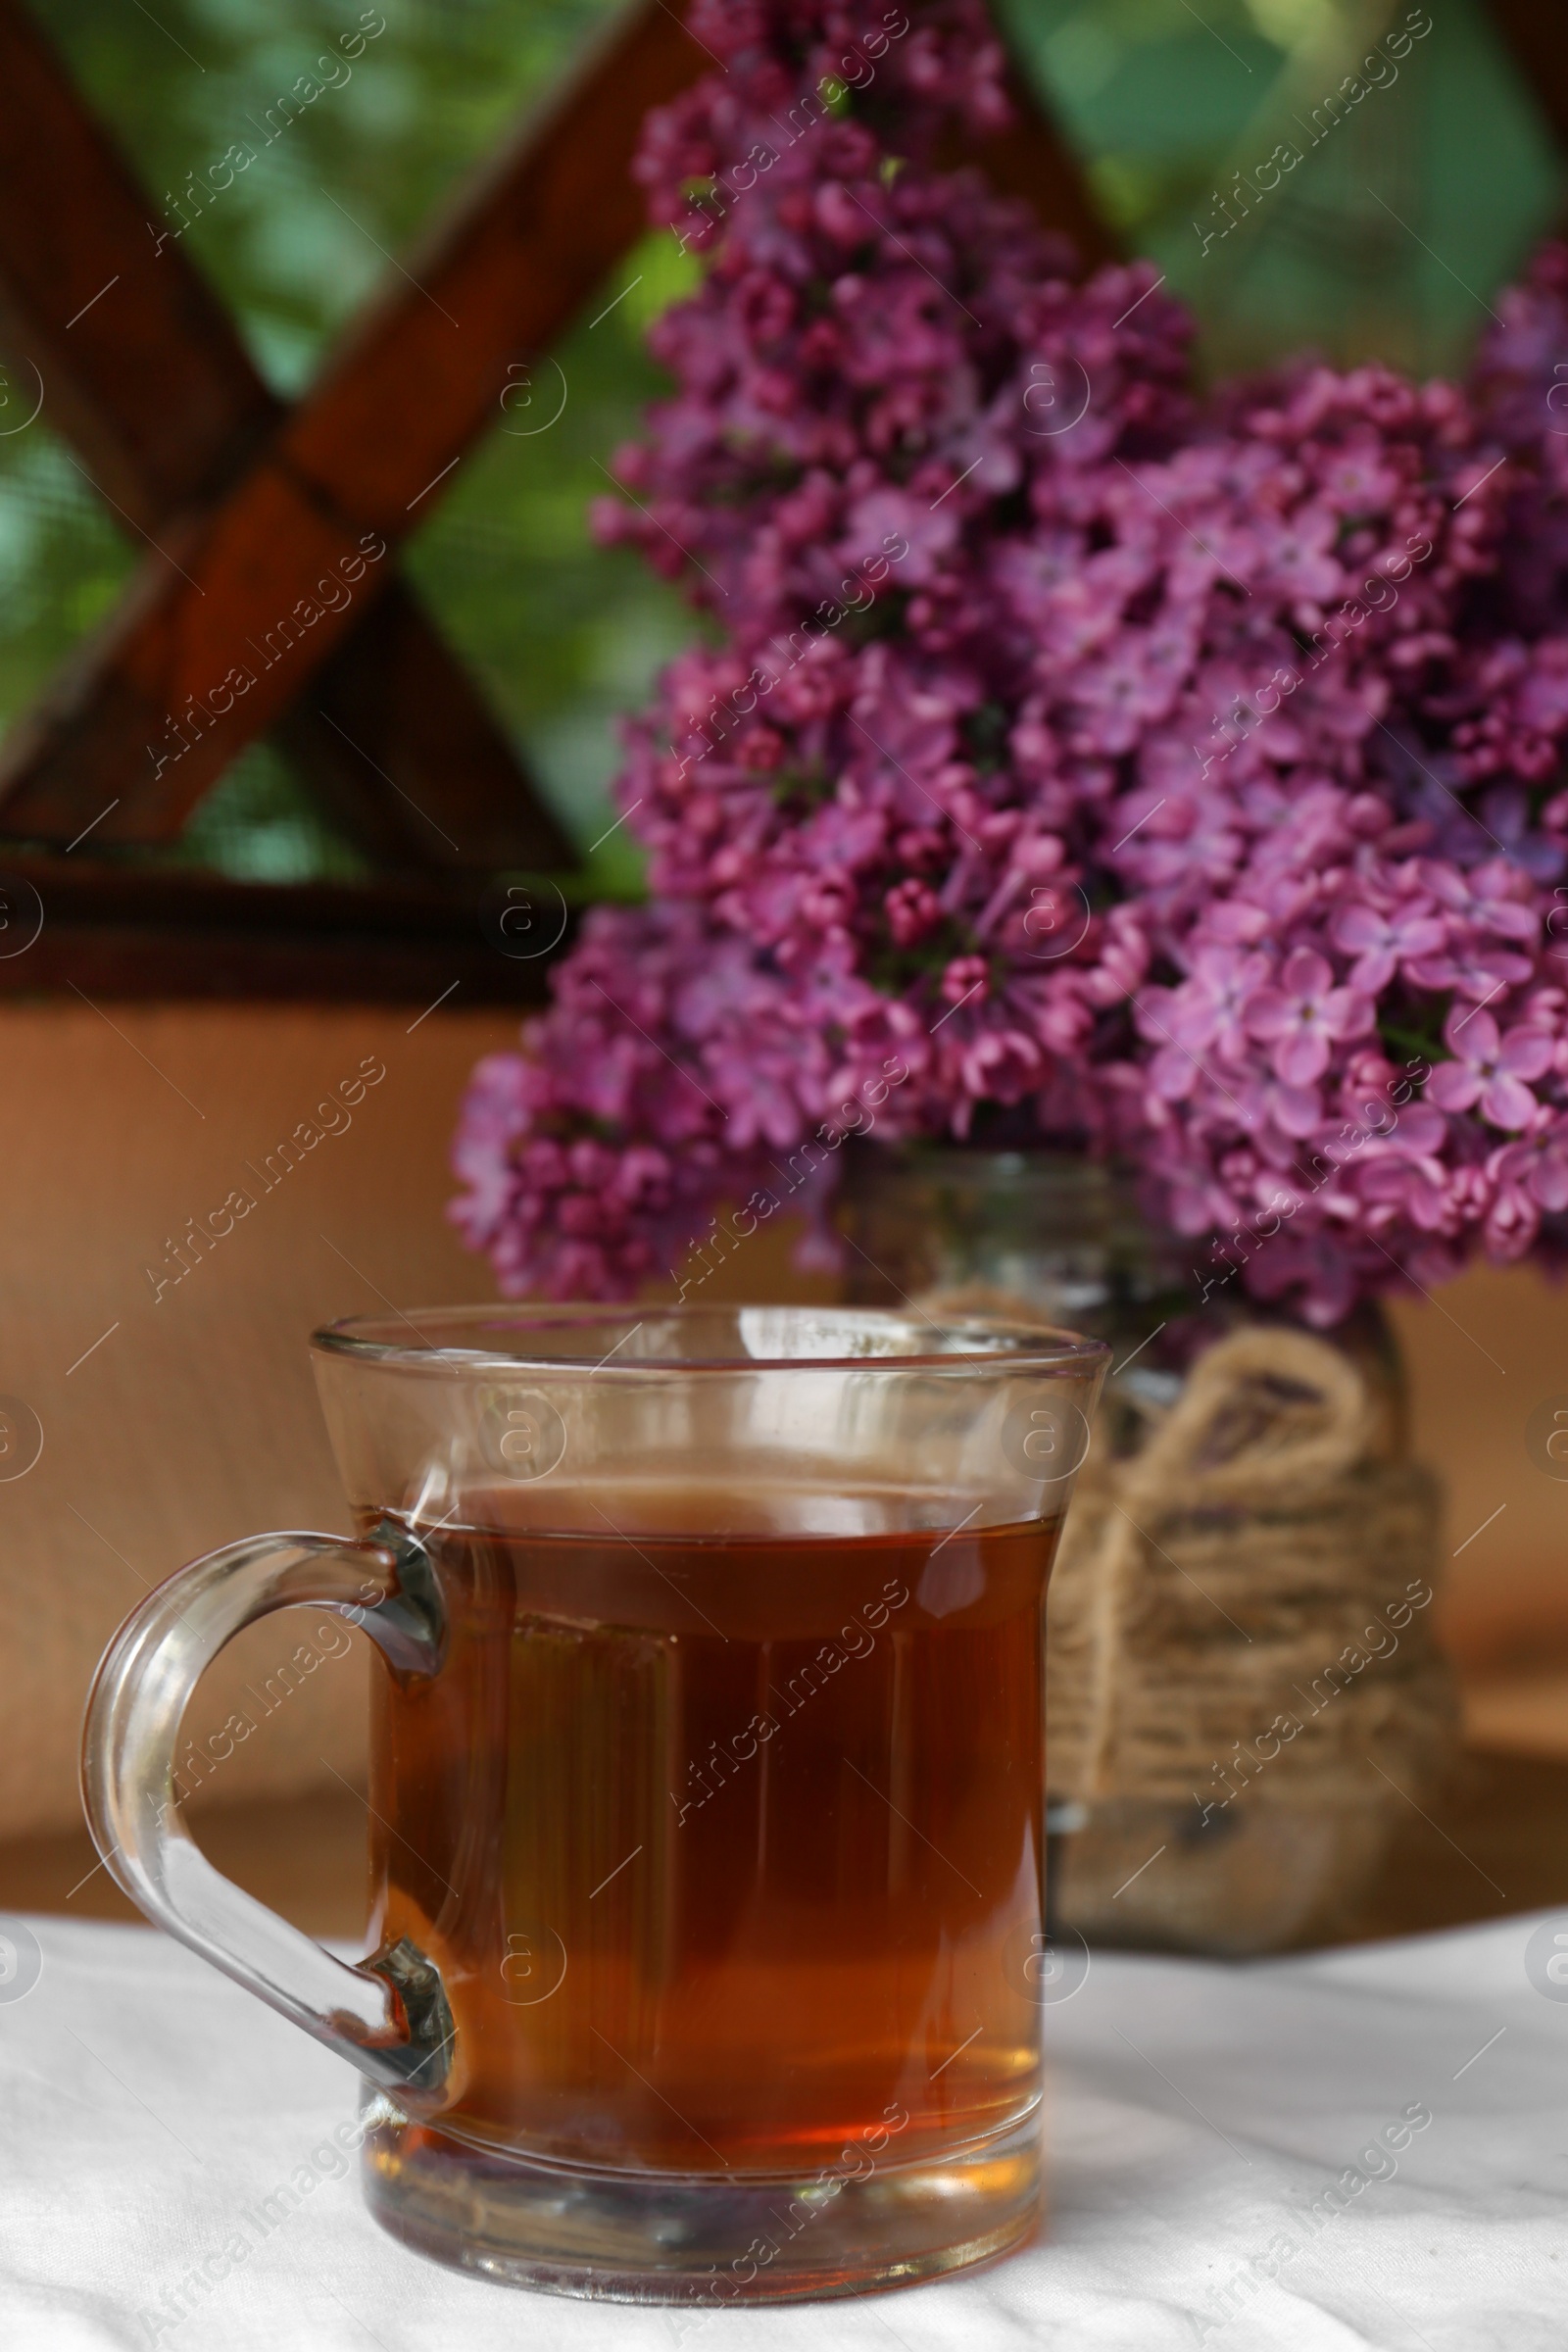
[[2, 1910, 1565, 2349]]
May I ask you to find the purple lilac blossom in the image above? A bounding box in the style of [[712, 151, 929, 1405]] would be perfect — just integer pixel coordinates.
[[452, 1, 1568, 1324]]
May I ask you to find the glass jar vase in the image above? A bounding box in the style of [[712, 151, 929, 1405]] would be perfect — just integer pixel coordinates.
[[839, 1143, 1458, 1956]]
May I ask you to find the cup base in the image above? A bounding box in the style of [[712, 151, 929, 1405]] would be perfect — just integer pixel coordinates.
[[360, 2099, 1042, 2304]]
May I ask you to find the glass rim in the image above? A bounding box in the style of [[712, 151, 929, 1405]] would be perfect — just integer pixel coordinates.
[[311, 1300, 1111, 1377]]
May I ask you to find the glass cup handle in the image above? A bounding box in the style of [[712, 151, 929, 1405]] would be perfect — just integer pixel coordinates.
[[80, 1522, 454, 2102]]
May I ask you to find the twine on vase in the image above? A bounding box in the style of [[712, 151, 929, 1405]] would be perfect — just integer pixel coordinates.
[[921, 1289, 1457, 1816]]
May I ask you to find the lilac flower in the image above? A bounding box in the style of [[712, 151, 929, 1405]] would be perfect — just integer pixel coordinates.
[[1185, 947, 1270, 1046], [1244, 951, 1374, 1087], [449, 4, 1568, 1327], [1492, 1118, 1568, 1213], [1328, 894, 1446, 994], [1426, 1009, 1555, 1130]]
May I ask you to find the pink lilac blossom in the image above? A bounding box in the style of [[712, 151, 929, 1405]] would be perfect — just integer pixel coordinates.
[[451, 0, 1568, 1323]]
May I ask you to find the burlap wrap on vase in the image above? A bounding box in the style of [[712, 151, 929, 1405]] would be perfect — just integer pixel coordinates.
[[926, 1291, 1460, 1952]]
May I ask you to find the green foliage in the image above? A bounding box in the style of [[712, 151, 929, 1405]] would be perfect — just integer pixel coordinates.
[[1000, 0, 1565, 382]]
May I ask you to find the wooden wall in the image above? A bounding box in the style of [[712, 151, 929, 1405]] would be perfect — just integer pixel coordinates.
[[0, 997, 1562, 1841], [0, 1000, 516, 1839], [1388, 1270, 1568, 1674]]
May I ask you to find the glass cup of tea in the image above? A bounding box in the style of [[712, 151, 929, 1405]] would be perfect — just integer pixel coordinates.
[[83, 1304, 1108, 2305]]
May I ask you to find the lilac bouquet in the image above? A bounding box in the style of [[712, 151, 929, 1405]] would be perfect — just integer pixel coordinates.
[[452, 1, 1568, 1326]]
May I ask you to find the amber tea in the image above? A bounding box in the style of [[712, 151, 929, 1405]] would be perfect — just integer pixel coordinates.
[[365, 1491, 1062, 2178]]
